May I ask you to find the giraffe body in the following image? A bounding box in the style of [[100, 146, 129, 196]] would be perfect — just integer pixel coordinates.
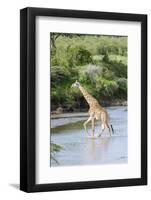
[[71, 81, 112, 137]]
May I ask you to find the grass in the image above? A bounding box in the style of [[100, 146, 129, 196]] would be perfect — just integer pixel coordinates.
[[50, 142, 64, 164], [50, 142, 63, 152]]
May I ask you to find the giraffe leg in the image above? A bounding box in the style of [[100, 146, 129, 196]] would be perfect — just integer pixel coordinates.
[[83, 117, 92, 135], [105, 123, 112, 137], [101, 123, 105, 135], [91, 118, 95, 136], [98, 123, 105, 137]]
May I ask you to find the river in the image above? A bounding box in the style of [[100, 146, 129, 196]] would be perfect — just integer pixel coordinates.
[[50, 106, 128, 167]]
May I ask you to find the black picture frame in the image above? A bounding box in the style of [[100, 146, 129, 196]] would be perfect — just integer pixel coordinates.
[[20, 7, 147, 192]]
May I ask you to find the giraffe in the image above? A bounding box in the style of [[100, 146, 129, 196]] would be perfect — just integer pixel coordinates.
[[71, 80, 113, 137]]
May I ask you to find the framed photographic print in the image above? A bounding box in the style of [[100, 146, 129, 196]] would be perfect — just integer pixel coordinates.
[[20, 7, 147, 192]]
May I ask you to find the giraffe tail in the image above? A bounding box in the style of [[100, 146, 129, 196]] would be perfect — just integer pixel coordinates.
[[110, 124, 114, 134]]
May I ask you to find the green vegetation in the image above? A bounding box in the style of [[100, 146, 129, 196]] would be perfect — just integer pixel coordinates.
[[50, 33, 127, 110], [50, 142, 63, 164]]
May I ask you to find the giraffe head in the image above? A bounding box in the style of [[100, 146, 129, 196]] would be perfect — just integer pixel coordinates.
[[71, 80, 80, 88]]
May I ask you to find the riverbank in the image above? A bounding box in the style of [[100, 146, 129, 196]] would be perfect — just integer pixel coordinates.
[[51, 100, 127, 114]]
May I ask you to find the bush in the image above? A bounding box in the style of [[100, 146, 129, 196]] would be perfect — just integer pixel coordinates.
[[67, 46, 92, 66], [116, 78, 127, 98], [96, 77, 119, 98], [102, 51, 109, 63]]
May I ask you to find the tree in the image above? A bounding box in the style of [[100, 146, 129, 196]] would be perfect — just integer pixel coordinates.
[[50, 33, 82, 54]]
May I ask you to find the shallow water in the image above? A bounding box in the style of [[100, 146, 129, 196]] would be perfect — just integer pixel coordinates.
[[50, 106, 127, 167]]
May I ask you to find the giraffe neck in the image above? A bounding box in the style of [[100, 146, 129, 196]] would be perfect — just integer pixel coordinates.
[[79, 85, 98, 106]]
